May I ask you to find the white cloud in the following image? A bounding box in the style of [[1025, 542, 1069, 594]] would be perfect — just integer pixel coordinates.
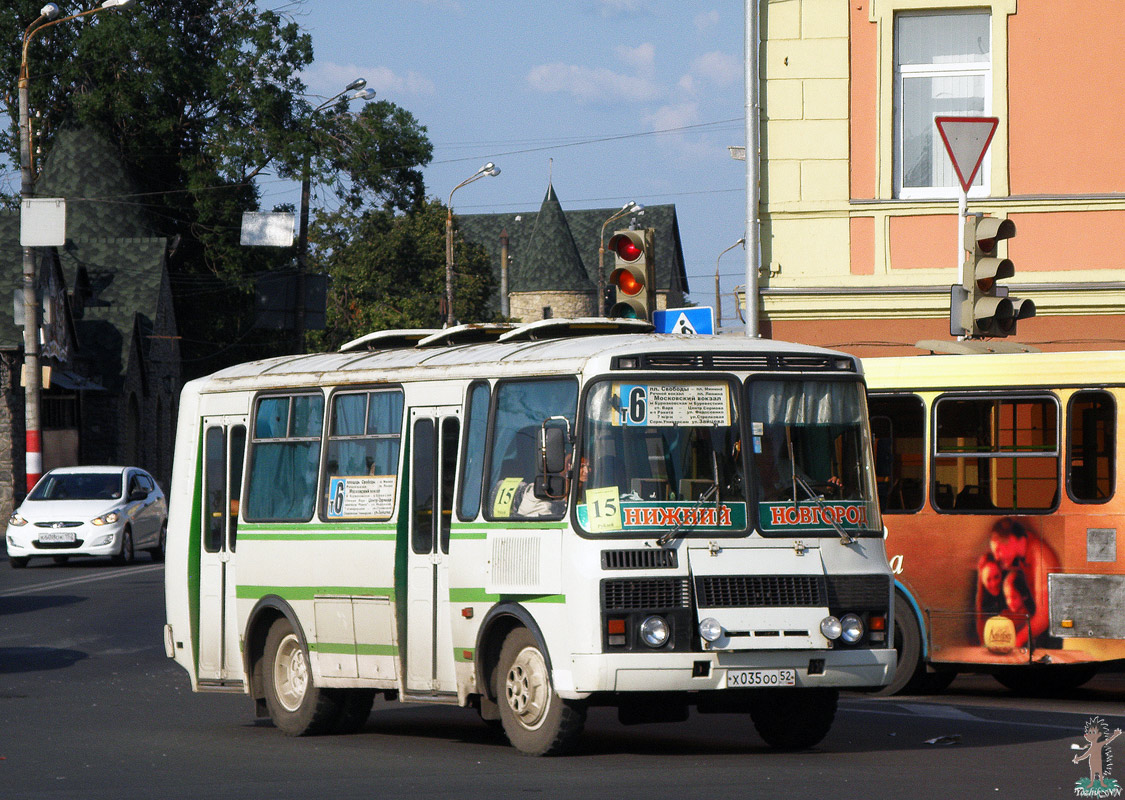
[[647, 102, 701, 134], [306, 62, 436, 99], [691, 51, 742, 89], [596, 0, 645, 16], [615, 42, 656, 76], [694, 10, 720, 31], [526, 63, 660, 104]]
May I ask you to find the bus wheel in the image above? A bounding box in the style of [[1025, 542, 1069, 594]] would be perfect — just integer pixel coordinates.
[[262, 618, 342, 736], [750, 688, 838, 750], [993, 663, 1099, 696], [496, 628, 586, 756], [876, 594, 925, 695]]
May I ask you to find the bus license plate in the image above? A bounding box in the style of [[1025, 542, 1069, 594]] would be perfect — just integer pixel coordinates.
[[38, 531, 76, 544], [726, 668, 797, 688]]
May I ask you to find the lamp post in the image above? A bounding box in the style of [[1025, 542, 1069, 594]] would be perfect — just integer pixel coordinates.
[[714, 237, 745, 332], [597, 201, 642, 316], [18, 0, 138, 492], [445, 163, 500, 327], [293, 79, 374, 352]]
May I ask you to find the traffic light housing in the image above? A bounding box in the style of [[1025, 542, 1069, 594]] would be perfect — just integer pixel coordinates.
[[958, 215, 1035, 337], [607, 228, 655, 320]]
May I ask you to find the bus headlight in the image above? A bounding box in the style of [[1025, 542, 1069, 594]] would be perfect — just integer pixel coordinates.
[[820, 616, 842, 640], [698, 617, 723, 643], [640, 616, 670, 648], [840, 614, 865, 644]]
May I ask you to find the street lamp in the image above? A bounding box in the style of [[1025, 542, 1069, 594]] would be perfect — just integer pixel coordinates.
[[597, 201, 642, 316], [293, 79, 374, 351], [18, 0, 139, 492], [445, 162, 500, 327], [715, 237, 745, 332]]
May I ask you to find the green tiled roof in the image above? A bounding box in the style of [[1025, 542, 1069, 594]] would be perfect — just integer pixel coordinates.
[[0, 128, 169, 384], [458, 183, 688, 311]]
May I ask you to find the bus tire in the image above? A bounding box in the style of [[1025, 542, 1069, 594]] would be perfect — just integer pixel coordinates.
[[262, 618, 341, 736], [750, 688, 838, 750], [496, 627, 585, 756], [876, 593, 926, 695], [993, 663, 1099, 696]]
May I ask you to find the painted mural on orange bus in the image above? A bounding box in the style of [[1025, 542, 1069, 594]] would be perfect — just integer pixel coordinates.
[[863, 350, 1125, 695]]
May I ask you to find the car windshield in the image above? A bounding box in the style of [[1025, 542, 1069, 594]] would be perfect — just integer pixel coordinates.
[[28, 473, 123, 502], [746, 379, 881, 536], [577, 380, 747, 536]]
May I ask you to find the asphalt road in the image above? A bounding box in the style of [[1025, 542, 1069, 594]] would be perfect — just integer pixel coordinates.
[[2, 553, 1123, 799]]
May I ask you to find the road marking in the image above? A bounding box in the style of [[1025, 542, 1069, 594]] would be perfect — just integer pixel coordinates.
[[0, 563, 163, 597]]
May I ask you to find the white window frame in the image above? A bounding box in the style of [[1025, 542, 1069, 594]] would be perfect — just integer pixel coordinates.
[[893, 10, 992, 200]]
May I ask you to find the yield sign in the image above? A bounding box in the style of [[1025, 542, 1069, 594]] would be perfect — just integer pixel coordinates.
[[935, 116, 998, 193]]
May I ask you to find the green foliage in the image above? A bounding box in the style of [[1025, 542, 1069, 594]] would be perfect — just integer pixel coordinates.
[[1, 0, 434, 374], [307, 199, 497, 352]]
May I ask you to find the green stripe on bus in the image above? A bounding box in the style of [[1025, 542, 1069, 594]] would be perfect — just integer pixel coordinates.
[[448, 588, 565, 604], [309, 642, 398, 657], [236, 586, 396, 601], [237, 532, 397, 541], [450, 522, 568, 530]]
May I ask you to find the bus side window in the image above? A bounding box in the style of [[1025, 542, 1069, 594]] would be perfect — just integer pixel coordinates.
[[458, 381, 490, 521], [245, 393, 324, 522], [1069, 390, 1116, 503], [867, 395, 925, 513]]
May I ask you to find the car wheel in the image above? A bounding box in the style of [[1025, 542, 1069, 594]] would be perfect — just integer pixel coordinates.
[[148, 522, 167, 562], [113, 527, 135, 565], [9, 556, 29, 569]]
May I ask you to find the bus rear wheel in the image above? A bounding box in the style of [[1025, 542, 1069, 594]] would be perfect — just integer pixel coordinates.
[[496, 627, 585, 756], [262, 618, 342, 736], [750, 688, 838, 750]]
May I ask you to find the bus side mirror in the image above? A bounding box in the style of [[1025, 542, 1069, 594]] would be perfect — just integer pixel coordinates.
[[534, 423, 568, 500]]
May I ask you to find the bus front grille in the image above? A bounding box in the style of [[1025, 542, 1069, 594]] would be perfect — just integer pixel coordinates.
[[602, 578, 691, 610], [695, 575, 826, 608]]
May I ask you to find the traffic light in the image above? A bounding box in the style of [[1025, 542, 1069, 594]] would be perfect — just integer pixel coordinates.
[[607, 228, 655, 320], [958, 215, 1035, 337]]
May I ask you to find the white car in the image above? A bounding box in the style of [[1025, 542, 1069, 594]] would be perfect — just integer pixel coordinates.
[[5, 466, 168, 568]]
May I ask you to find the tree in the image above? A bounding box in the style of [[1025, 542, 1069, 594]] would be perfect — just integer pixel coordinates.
[[1, 0, 432, 373], [308, 199, 496, 351]]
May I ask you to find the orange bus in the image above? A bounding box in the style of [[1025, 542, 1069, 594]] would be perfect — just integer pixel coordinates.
[[863, 350, 1125, 694]]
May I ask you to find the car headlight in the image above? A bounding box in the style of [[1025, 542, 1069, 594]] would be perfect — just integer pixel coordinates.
[[840, 613, 865, 644], [639, 616, 670, 648], [699, 617, 723, 643], [8, 513, 28, 526], [820, 616, 842, 640], [91, 509, 123, 526]]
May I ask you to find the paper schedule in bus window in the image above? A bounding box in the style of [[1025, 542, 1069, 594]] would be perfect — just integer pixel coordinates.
[[612, 382, 732, 427], [326, 475, 396, 519]]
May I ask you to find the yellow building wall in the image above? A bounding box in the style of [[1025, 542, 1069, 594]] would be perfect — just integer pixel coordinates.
[[760, 0, 1125, 350]]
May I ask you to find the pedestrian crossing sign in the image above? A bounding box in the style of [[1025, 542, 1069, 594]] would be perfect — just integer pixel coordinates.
[[652, 307, 714, 335]]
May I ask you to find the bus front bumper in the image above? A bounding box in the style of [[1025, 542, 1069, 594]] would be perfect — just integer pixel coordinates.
[[555, 647, 896, 699]]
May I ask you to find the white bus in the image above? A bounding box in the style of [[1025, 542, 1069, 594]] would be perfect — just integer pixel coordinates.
[[163, 319, 895, 755]]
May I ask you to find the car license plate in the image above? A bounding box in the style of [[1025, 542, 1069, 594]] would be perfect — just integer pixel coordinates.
[[726, 668, 797, 688], [38, 531, 76, 544]]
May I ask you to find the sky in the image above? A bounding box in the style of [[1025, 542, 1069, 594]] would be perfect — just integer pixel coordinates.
[[274, 0, 751, 329]]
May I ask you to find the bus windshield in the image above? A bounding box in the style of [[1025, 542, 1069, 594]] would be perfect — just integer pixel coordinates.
[[747, 378, 881, 536], [577, 379, 747, 536]]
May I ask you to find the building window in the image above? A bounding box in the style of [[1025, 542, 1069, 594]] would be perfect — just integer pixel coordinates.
[[894, 11, 991, 198]]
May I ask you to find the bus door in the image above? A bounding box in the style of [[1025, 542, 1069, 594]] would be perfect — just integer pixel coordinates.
[[405, 407, 461, 694], [198, 417, 247, 684]]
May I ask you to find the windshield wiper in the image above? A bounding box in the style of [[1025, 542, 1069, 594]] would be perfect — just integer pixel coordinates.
[[657, 483, 717, 547], [791, 473, 857, 546]]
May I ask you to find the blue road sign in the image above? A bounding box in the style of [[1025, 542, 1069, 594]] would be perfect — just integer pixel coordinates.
[[653, 306, 714, 335]]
